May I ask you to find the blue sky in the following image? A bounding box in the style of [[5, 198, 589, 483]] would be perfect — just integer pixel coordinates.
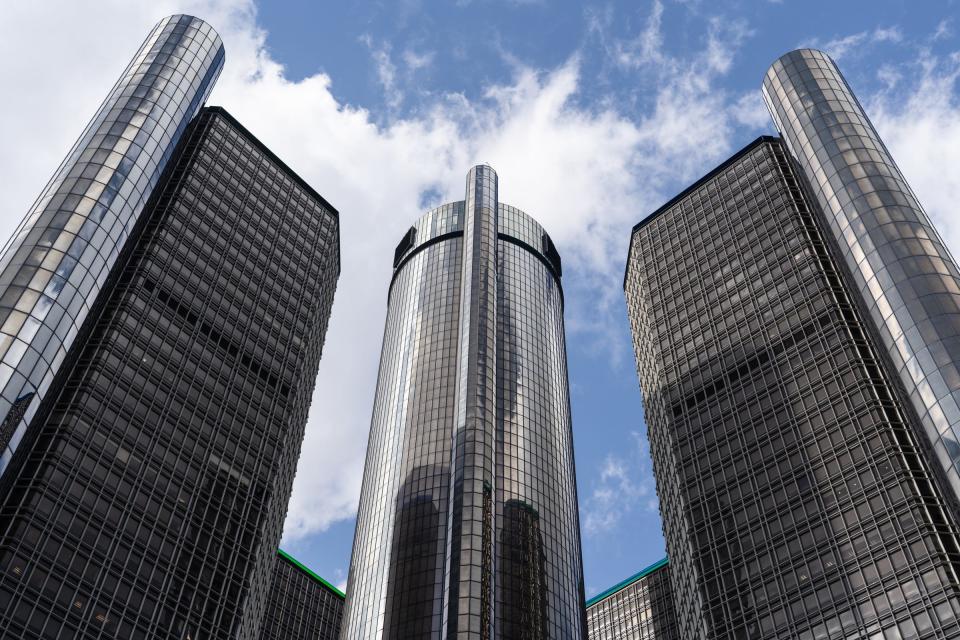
[[3, 0, 960, 600]]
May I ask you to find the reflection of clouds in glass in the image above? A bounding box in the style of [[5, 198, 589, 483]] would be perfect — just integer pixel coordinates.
[[0, 15, 224, 477], [765, 48, 960, 509]]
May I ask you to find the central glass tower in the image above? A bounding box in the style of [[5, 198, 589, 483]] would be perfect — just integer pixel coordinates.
[[342, 166, 586, 639]]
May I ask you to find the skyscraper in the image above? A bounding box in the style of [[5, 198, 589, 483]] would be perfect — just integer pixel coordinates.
[[624, 129, 960, 638], [0, 15, 224, 479], [258, 550, 344, 640], [342, 166, 586, 639], [0, 88, 339, 640], [585, 558, 678, 640], [764, 49, 960, 520]]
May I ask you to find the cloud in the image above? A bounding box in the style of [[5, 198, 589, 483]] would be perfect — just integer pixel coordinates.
[[359, 39, 435, 113], [869, 50, 960, 259], [360, 34, 403, 110], [330, 568, 348, 592], [592, 1, 754, 183], [582, 432, 658, 536], [802, 26, 903, 60], [731, 90, 771, 129], [613, 0, 666, 69], [402, 48, 435, 72], [934, 19, 952, 42], [1, 0, 763, 547]]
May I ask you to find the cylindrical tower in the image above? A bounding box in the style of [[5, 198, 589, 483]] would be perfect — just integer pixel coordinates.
[[0, 15, 223, 478], [342, 167, 586, 639], [763, 49, 960, 516]]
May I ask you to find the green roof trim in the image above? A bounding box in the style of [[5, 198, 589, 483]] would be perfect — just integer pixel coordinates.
[[585, 557, 669, 607], [277, 548, 345, 600]]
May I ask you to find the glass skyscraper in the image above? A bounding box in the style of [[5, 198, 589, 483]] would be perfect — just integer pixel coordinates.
[[586, 558, 678, 640], [0, 35, 340, 639], [342, 166, 586, 639], [764, 49, 960, 520], [258, 550, 344, 640], [0, 15, 224, 480], [624, 50, 960, 639]]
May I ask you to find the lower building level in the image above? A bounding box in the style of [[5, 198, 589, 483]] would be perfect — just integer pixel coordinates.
[[258, 549, 344, 640], [586, 558, 679, 639]]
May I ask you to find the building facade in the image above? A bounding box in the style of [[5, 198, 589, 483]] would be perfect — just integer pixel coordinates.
[[586, 558, 679, 640], [342, 166, 586, 639], [764, 48, 960, 521], [0, 104, 340, 640], [258, 550, 344, 640], [625, 134, 960, 638], [0, 15, 224, 481]]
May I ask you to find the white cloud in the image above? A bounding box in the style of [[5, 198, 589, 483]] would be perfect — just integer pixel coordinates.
[[731, 90, 771, 129], [0, 0, 763, 547], [802, 26, 904, 60], [613, 0, 666, 69], [869, 51, 960, 258], [403, 48, 435, 72], [360, 34, 403, 110], [582, 432, 658, 536], [934, 19, 952, 42]]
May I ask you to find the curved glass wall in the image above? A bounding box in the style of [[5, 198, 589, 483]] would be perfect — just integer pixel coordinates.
[[496, 202, 583, 639], [345, 202, 464, 639], [763, 49, 960, 514], [342, 168, 585, 639], [0, 14, 223, 478]]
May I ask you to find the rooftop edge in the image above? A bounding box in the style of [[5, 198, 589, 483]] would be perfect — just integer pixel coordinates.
[[203, 106, 340, 221], [585, 557, 669, 608], [622, 135, 781, 291], [276, 548, 345, 600]]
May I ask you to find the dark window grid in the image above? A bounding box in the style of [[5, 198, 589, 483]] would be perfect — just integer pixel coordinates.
[[0, 109, 338, 636], [146, 230, 294, 370], [85, 306, 282, 463], [159, 190, 320, 343], [89, 323, 267, 434], [684, 416, 916, 544], [139, 278, 290, 397], [628, 141, 960, 640], [680, 381, 900, 508], [170, 190, 317, 307]]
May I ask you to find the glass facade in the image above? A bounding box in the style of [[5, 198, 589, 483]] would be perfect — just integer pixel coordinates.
[[764, 49, 960, 520], [0, 107, 340, 639], [586, 558, 679, 640], [342, 167, 585, 639], [625, 137, 960, 639], [258, 550, 344, 640], [0, 15, 224, 480]]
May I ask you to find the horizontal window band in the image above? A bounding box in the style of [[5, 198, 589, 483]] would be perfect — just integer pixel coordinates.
[[388, 230, 563, 306]]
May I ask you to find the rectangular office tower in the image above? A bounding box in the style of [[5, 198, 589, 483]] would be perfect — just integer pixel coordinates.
[[258, 550, 344, 640], [586, 558, 679, 640], [0, 15, 224, 482], [625, 134, 960, 638], [0, 102, 340, 639]]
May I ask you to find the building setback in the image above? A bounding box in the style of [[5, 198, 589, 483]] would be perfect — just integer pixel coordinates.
[[342, 166, 586, 639], [258, 550, 344, 640], [0, 15, 224, 481], [586, 558, 679, 640], [624, 133, 960, 638], [0, 102, 340, 639]]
